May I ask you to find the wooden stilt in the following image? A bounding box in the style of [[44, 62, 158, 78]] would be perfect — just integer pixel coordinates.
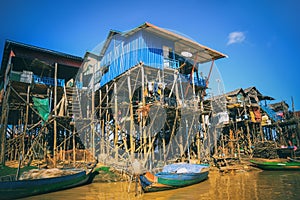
[[127, 73, 135, 157], [72, 124, 76, 166], [0, 85, 11, 166], [113, 81, 119, 160], [22, 85, 30, 165], [246, 120, 252, 154], [53, 62, 58, 167], [91, 64, 95, 158]]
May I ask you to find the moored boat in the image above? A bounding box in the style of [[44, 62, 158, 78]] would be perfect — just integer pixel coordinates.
[[287, 157, 300, 163], [250, 159, 300, 170], [139, 163, 209, 192], [0, 168, 96, 200]]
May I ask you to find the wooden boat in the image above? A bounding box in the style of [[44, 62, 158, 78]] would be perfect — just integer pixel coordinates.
[[0, 168, 96, 200], [139, 163, 209, 192], [250, 159, 300, 170], [287, 157, 300, 163]]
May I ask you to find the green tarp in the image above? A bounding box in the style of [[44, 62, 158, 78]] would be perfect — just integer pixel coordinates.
[[32, 97, 50, 121]]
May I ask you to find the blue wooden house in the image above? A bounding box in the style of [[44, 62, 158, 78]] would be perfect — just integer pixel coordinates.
[[78, 23, 228, 162], [95, 22, 226, 89]]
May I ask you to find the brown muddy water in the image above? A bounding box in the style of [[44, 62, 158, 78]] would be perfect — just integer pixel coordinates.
[[21, 170, 300, 200]]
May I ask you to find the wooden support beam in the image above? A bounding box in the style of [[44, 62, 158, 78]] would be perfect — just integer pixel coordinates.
[[22, 85, 31, 164], [113, 81, 119, 160], [72, 124, 76, 166], [105, 84, 109, 155], [10, 86, 44, 121], [91, 64, 95, 158], [127, 73, 135, 157], [0, 86, 11, 166], [53, 63, 58, 167], [245, 120, 252, 154]]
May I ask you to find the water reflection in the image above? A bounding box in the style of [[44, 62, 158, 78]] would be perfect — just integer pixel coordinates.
[[21, 170, 300, 200]]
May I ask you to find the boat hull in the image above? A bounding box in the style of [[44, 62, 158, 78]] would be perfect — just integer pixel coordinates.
[[156, 171, 209, 187], [139, 169, 209, 192], [0, 169, 95, 200], [250, 160, 300, 170]]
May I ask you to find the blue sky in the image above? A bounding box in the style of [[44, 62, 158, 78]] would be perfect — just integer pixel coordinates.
[[1, 0, 300, 110]]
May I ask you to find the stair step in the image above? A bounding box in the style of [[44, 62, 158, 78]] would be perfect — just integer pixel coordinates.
[[65, 87, 82, 118], [68, 106, 80, 109]]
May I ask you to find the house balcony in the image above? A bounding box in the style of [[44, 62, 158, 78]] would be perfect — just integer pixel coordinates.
[[9, 70, 65, 87]]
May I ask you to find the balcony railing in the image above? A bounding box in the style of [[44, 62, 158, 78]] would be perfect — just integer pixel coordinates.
[[163, 58, 179, 69], [33, 75, 65, 87], [181, 74, 207, 88]]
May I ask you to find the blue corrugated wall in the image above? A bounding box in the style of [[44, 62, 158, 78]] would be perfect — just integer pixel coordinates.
[[99, 30, 174, 86]]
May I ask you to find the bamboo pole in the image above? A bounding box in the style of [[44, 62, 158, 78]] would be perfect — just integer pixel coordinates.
[[214, 127, 218, 157], [245, 120, 252, 154], [22, 85, 30, 164], [101, 119, 105, 155], [200, 101, 207, 160], [63, 132, 66, 162], [53, 63, 58, 167], [127, 73, 135, 157], [72, 124, 76, 166], [114, 81, 119, 160], [91, 64, 95, 158], [0, 85, 11, 166], [141, 66, 145, 160], [259, 121, 264, 142], [99, 89, 105, 155], [105, 84, 109, 156]]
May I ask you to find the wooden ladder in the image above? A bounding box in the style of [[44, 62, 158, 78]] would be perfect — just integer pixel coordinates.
[[65, 86, 82, 119]]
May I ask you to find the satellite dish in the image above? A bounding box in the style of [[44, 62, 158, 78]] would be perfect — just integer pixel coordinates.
[[181, 51, 192, 58]]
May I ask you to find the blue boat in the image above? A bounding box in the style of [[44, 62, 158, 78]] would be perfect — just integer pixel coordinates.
[[0, 168, 96, 200], [139, 163, 209, 192]]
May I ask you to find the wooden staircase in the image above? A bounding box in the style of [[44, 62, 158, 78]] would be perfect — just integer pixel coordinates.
[[65, 86, 82, 119]]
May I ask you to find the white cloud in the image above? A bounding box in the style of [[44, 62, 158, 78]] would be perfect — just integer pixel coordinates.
[[227, 31, 246, 45]]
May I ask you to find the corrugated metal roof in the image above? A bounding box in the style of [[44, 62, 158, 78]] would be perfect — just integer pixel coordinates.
[[225, 88, 245, 97], [99, 22, 227, 64], [1, 40, 83, 79], [141, 22, 227, 63], [5, 40, 83, 61]]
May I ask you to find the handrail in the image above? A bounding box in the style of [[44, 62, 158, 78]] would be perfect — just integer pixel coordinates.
[[33, 75, 65, 87]]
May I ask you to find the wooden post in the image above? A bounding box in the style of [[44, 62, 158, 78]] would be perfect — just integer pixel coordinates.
[[101, 120, 105, 155], [44, 128, 48, 163], [229, 129, 234, 157], [63, 132, 66, 162], [105, 84, 109, 155], [259, 122, 264, 142], [113, 81, 119, 160], [237, 128, 241, 159], [72, 124, 76, 166], [22, 85, 30, 164], [91, 64, 95, 158], [222, 133, 225, 157], [246, 120, 252, 154], [198, 101, 205, 161], [0, 85, 11, 166], [143, 68, 147, 157], [53, 63, 58, 167], [127, 73, 135, 157], [214, 127, 218, 158], [99, 89, 104, 155]]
